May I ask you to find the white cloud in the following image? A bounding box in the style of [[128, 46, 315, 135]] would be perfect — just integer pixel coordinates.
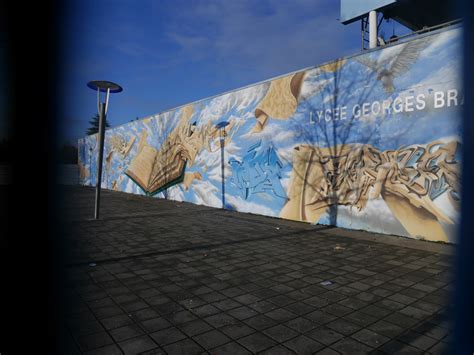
[[300, 69, 333, 101], [226, 194, 277, 217], [280, 171, 292, 192], [423, 27, 462, 57], [161, 0, 359, 81], [278, 145, 297, 165], [124, 177, 137, 194], [198, 83, 268, 125], [167, 185, 185, 202], [207, 162, 233, 183], [192, 180, 221, 208], [329, 196, 408, 236], [249, 122, 297, 146]]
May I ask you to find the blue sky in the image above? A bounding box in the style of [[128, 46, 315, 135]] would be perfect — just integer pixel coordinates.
[[59, 0, 409, 144]]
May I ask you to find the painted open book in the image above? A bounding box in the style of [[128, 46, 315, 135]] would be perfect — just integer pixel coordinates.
[[125, 142, 187, 195]]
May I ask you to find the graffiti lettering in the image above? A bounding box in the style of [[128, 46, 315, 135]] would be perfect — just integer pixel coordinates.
[[281, 140, 460, 242], [229, 141, 286, 200]]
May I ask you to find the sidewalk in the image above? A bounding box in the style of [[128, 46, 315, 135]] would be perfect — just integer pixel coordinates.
[[62, 186, 453, 354]]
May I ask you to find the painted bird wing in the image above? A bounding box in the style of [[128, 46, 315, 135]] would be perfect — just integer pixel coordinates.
[[388, 36, 433, 77], [354, 55, 379, 72]]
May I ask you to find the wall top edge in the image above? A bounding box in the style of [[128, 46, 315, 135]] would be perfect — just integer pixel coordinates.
[[80, 22, 462, 142]]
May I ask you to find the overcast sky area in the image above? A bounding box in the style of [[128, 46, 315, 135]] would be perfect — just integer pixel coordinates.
[[59, 0, 410, 144]]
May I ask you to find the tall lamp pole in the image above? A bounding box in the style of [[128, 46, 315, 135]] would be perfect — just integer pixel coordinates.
[[215, 121, 229, 209], [87, 80, 123, 219]]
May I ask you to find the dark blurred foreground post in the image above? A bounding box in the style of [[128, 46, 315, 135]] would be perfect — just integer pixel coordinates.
[[1, 0, 65, 354], [454, 0, 474, 353]]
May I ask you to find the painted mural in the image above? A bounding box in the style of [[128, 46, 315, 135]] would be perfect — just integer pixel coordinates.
[[79, 26, 462, 243]]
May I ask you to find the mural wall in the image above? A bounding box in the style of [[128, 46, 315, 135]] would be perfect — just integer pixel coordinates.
[[79, 26, 462, 243]]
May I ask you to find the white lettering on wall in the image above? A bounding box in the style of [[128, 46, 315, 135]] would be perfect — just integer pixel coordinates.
[[309, 89, 461, 123]]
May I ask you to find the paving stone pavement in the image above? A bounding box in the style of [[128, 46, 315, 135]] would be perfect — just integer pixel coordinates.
[[61, 186, 454, 354]]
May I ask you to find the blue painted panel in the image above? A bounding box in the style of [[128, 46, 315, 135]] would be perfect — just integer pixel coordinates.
[[341, 0, 397, 23]]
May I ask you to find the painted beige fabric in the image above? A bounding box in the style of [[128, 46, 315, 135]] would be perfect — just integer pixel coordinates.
[[253, 71, 306, 133], [183, 172, 202, 191], [78, 160, 89, 181], [319, 59, 347, 73]]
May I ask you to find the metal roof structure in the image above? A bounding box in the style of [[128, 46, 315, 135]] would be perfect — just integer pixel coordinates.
[[341, 0, 459, 31]]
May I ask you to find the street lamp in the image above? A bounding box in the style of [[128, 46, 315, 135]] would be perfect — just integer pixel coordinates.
[[215, 121, 229, 209], [87, 80, 123, 219]]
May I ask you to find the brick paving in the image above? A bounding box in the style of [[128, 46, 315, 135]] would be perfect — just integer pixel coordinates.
[[61, 186, 454, 354]]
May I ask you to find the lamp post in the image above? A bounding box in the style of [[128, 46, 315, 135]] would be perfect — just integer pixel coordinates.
[[87, 80, 123, 219], [215, 121, 229, 209]]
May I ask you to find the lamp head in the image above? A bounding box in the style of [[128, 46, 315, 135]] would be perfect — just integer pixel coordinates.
[[87, 80, 123, 114], [215, 121, 229, 142], [87, 81, 123, 93], [215, 121, 229, 130]]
